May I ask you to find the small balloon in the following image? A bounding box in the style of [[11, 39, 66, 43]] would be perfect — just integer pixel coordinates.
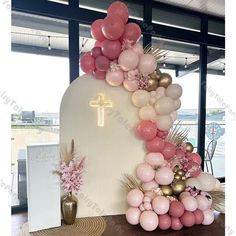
[[91, 47, 103, 58], [171, 217, 183, 230], [185, 142, 194, 152], [139, 105, 156, 120], [160, 185, 173, 196], [136, 163, 155, 183], [132, 43, 144, 56], [145, 152, 165, 167], [122, 23, 141, 43], [181, 196, 198, 212], [180, 211, 195, 227], [123, 79, 139, 92], [95, 55, 110, 71], [193, 209, 204, 224], [166, 84, 183, 99], [107, 1, 129, 24], [94, 70, 106, 80], [156, 115, 173, 131], [169, 201, 185, 218], [171, 180, 186, 195], [146, 77, 159, 92], [202, 209, 214, 225], [106, 69, 124, 86], [132, 90, 150, 107], [142, 180, 159, 192], [158, 214, 171, 230], [174, 99, 181, 110], [136, 120, 157, 141], [159, 73, 172, 88], [91, 19, 106, 42], [126, 207, 141, 225], [80, 52, 95, 73]]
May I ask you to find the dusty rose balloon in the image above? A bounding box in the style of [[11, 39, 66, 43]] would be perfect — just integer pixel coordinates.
[[166, 84, 183, 99], [171, 217, 183, 230], [80, 52, 95, 73], [91, 47, 103, 58], [127, 189, 144, 207], [106, 70, 124, 86], [189, 153, 202, 165], [181, 196, 198, 212], [95, 56, 110, 71], [126, 207, 141, 225], [155, 167, 174, 185], [118, 49, 139, 71], [94, 70, 106, 80], [175, 149, 186, 159], [159, 214, 171, 230], [193, 209, 204, 224], [132, 90, 150, 107], [180, 211, 195, 227], [136, 163, 155, 182], [122, 23, 141, 43], [107, 1, 129, 24], [185, 161, 202, 177], [179, 191, 191, 201], [91, 19, 106, 42], [95, 40, 103, 48], [123, 79, 139, 92], [185, 178, 202, 190], [196, 195, 211, 211], [162, 141, 176, 161], [169, 201, 185, 218], [174, 99, 181, 110], [142, 180, 159, 192], [146, 137, 165, 152], [101, 39, 121, 60], [138, 54, 157, 75], [144, 152, 164, 167], [156, 115, 173, 131], [152, 196, 170, 215], [202, 209, 214, 225], [139, 105, 156, 120], [136, 120, 157, 141], [197, 172, 216, 191], [140, 211, 159, 231], [155, 96, 175, 115], [132, 43, 144, 56]]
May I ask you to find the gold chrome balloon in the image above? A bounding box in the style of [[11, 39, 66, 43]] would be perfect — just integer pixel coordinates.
[[172, 180, 186, 195], [181, 176, 187, 181], [177, 170, 185, 177], [159, 73, 172, 88], [160, 185, 173, 196], [174, 174, 181, 180], [173, 166, 180, 173], [146, 77, 159, 92], [150, 69, 162, 80], [185, 142, 194, 153]]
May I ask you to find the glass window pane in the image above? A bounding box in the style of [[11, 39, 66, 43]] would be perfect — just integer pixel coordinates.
[[208, 19, 225, 36]]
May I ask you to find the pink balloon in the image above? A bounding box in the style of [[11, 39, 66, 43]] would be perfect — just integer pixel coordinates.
[[171, 217, 183, 230], [101, 39, 121, 60], [152, 196, 170, 215], [162, 141, 176, 161], [196, 195, 211, 211], [146, 137, 165, 152], [107, 1, 129, 24], [155, 167, 174, 185], [118, 49, 139, 71], [123, 79, 139, 92], [144, 152, 164, 167], [132, 43, 144, 56], [94, 70, 106, 80], [122, 23, 141, 43], [180, 211, 195, 227], [138, 54, 157, 75], [91, 19, 106, 42], [193, 209, 204, 224], [181, 196, 198, 212], [189, 153, 202, 165], [202, 209, 214, 225], [102, 16, 125, 40], [169, 201, 185, 218], [127, 189, 144, 207], [95, 56, 110, 71], [136, 163, 155, 183], [179, 191, 191, 201], [141, 180, 158, 192], [175, 149, 186, 158], [185, 161, 202, 177], [140, 211, 159, 231], [91, 47, 102, 58], [80, 52, 95, 73], [158, 214, 171, 230], [126, 207, 141, 225], [106, 69, 124, 86], [95, 41, 103, 48], [136, 120, 157, 141]]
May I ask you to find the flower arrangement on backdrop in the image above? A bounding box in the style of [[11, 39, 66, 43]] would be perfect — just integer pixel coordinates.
[[80, 1, 225, 232]]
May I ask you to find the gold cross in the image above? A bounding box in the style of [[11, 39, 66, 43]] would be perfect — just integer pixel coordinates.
[[89, 93, 112, 127]]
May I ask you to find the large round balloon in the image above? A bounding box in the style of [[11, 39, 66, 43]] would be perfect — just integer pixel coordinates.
[[138, 54, 157, 75], [122, 23, 141, 43], [144, 152, 164, 167], [156, 115, 173, 131], [155, 167, 174, 185], [152, 196, 170, 215], [91, 19, 106, 42], [80, 52, 95, 73], [140, 210, 159, 231], [126, 207, 141, 225], [155, 96, 175, 115], [136, 163, 155, 183], [118, 49, 139, 71], [106, 69, 124, 86], [127, 189, 144, 207], [107, 1, 129, 24], [146, 136, 165, 152], [123, 79, 139, 92], [102, 16, 125, 40], [166, 84, 183, 100], [101, 39, 121, 60], [95, 56, 110, 71], [139, 105, 156, 120], [132, 90, 150, 107], [136, 120, 157, 141]]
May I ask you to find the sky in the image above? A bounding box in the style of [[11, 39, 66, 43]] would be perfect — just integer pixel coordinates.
[[1, 52, 226, 114]]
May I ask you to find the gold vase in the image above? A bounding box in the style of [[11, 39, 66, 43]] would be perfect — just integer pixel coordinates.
[[61, 193, 77, 225]]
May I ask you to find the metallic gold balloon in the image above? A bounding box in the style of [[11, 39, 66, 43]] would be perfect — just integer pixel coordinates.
[[174, 174, 181, 180], [186, 142, 194, 152], [150, 69, 162, 80], [158, 73, 172, 88], [160, 185, 173, 196], [146, 77, 159, 92], [177, 170, 185, 177], [173, 166, 180, 173], [171, 180, 186, 195], [181, 176, 187, 181]]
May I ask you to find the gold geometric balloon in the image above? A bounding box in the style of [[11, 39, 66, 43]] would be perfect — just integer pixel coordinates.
[[171, 180, 186, 195], [159, 73, 172, 88], [146, 77, 159, 92], [160, 185, 173, 196], [185, 142, 194, 153]]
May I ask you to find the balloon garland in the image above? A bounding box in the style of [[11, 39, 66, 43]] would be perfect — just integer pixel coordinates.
[[80, 1, 225, 232]]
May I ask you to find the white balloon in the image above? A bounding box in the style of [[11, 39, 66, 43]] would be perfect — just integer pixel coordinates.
[[139, 105, 156, 120], [156, 87, 166, 97], [156, 115, 173, 131], [149, 97, 157, 105], [202, 209, 214, 225], [132, 90, 150, 107], [174, 99, 181, 110], [186, 178, 202, 190], [166, 84, 183, 99], [197, 172, 217, 191], [150, 91, 157, 97], [170, 111, 177, 121], [155, 96, 175, 115]]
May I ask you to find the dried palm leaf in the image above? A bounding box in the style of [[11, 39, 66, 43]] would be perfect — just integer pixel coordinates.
[[121, 174, 143, 193], [209, 190, 225, 213], [60, 139, 77, 164], [143, 43, 168, 61]]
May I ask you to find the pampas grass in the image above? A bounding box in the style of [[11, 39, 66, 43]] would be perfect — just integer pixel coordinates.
[[209, 190, 225, 213], [121, 174, 143, 193]]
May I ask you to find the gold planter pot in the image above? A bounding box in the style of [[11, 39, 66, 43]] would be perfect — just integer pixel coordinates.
[[61, 193, 78, 225]]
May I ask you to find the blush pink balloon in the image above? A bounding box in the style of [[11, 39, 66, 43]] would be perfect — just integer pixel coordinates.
[[162, 141, 176, 161], [118, 49, 139, 71], [144, 152, 165, 167], [142, 180, 158, 192], [158, 214, 171, 230], [193, 209, 204, 224], [155, 167, 174, 185], [123, 78, 139, 92], [196, 195, 211, 211], [91, 19, 106, 42], [140, 211, 159, 231], [146, 137, 165, 152], [106, 70, 124, 86], [122, 23, 141, 43], [171, 217, 183, 230], [101, 39, 121, 60], [91, 47, 102, 58], [169, 201, 185, 218], [202, 209, 214, 225], [107, 1, 129, 24], [94, 70, 106, 80], [80, 52, 95, 73], [181, 196, 198, 212], [179, 191, 191, 201], [189, 153, 202, 165], [138, 54, 157, 75], [136, 163, 155, 183], [152, 196, 170, 215], [180, 211, 195, 227], [102, 16, 125, 40], [127, 189, 144, 207], [126, 207, 141, 225], [136, 120, 157, 141], [132, 43, 144, 56], [95, 56, 110, 71]]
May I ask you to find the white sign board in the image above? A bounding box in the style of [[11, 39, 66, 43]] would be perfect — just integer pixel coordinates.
[[60, 74, 145, 217], [27, 144, 61, 232]]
